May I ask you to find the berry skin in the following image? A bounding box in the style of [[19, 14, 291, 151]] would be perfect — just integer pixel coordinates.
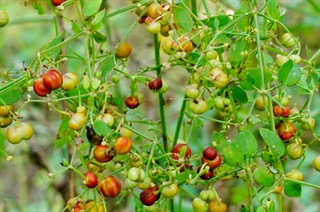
[[161, 182, 179, 198], [6, 126, 23, 144], [189, 99, 208, 115], [254, 96, 268, 111], [185, 84, 200, 99], [203, 147, 218, 160], [42, 69, 63, 90], [286, 142, 304, 160], [209, 68, 229, 89], [208, 201, 227, 212], [61, 72, 78, 91], [51, 0, 66, 6], [33, 78, 52, 97], [19, 123, 34, 140], [83, 201, 104, 212], [301, 117, 316, 130], [125, 96, 140, 109], [201, 154, 222, 169], [281, 106, 290, 118], [68, 112, 86, 131], [116, 42, 132, 58], [197, 166, 214, 180], [93, 144, 114, 163], [281, 33, 295, 48], [192, 198, 209, 212], [277, 121, 297, 141], [147, 21, 161, 34], [0, 104, 15, 117], [140, 187, 160, 206], [148, 78, 163, 91], [0, 116, 13, 128], [286, 169, 304, 181], [114, 137, 132, 154], [98, 176, 121, 198], [128, 167, 146, 182], [273, 106, 283, 117], [83, 172, 98, 188], [171, 143, 192, 160], [0, 11, 9, 27], [312, 156, 320, 172]]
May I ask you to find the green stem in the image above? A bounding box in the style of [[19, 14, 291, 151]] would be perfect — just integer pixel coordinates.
[[173, 93, 188, 147], [284, 178, 320, 189], [153, 34, 168, 152]]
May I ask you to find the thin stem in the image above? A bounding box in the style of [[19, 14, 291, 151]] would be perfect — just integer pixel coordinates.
[[153, 34, 168, 152], [173, 93, 188, 147]]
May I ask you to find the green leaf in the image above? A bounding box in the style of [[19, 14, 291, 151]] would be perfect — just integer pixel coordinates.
[[83, 0, 102, 17], [92, 10, 105, 25], [278, 60, 302, 86], [222, 142, 244, 166], [100, 56, 115, 83], [233, 2, 250, 30], [239, 68, 272, 90], [284, 181, 301, 197], [231, 86, 248, 103], [72, 21, 81, 34], [266, 0, 280, 21], [93, 120, 110, 136], [236, 130, 257, 156], [253, 167, 274, 187], [93, 31, 107, 43], [55, 116, 74, 148], [174, 6, 194, 33], [259, 128, 285, 157], [83, 75, 90, 91], [229, 39, 245, 68], [0, 89, 22, 105]]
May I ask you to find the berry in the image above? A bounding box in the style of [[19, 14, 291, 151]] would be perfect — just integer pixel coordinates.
[[125, 96, 140, 109], [197, 166, 214, 180], [185, 84, 200, 99], [83, 201, 104, 212], [208, 201, 227, 212], [0, 116, 13, 128], [98, 176, 121, 197], [33, 78, 52, 97], [281, 33, 295, 48], [114, 137, 132, 154], [116, 42, 132, 58], [128, 167, 146, 182], [273, 106, 283, 117], [254, 96, 268, 111], [203, 147, 218, 160], [83, 172, 98, 188], [161, 182, 179, 198], [201, 154, 222, 169], [0, 104, 15, 117], [192, 198, 209, 212], [93, 144, 114, 163], [281, 106, 290, 118], [286, 142, 304, 160], [148, 78, 163, 91], [312, 156, 320, 172], [286, 169, 304, 181], [86, 126, 103, 145], [69, 112, 86, 131], [140, 187, 160, 206], [61, 72, 78, 91], [51, 0, 66, 6], [0, 11, 9, 27], [189, 99, 208, 115], [97, 113, 115, 127], [42, 69, 63, 90], [147, 21, 161, 34], [209, 68, 229, 88], [171, 143, 192, 160], [301, 117, 316, 130]]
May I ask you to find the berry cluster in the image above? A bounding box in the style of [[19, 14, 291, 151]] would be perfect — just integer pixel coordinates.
[[198, 147, 222, 180]]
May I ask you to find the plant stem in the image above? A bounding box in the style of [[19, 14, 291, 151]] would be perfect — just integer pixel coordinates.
[[173, 93, 187, 147], [153, 34, 168, 152]]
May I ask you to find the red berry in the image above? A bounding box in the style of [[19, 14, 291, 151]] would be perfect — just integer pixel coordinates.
[[93, 144, 114, 163], [51, 0, 66, 6], [197, 166, 214, 180], [33, 78, 52, 97], [171, 143, 192, 160], [125, 96, 140, 109], [98, 176, 121, 198], [140, 187, 160, 206], [202, 147, 218, 160], [114, 137, 132, 154], [201, 154, 222, 169], [42, 69, 63, 90], [148, 78, 163, 91], [84, 172, 98, 188], [273, 106, 283, 117], [281, 106, 290, 118]]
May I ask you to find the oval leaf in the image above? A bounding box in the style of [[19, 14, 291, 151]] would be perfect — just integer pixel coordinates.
[[284, 181, 301, 197], [253, 167, 274, 187], [0, 89, 22, 105], [231, 86, 248, 103], [83, 0, 102, 17], [236, 130, 257, 156], [222, 142, 244, 166], [259, 128, 285, 157], [278, 60, 301, 86], [174, 6, 194, 33], [93, 120, 110, 136]]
